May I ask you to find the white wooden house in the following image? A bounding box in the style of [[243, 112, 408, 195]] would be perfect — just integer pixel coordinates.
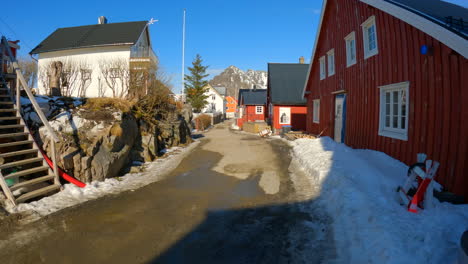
[[202, 84, 225, 115], [31, 17, 157, 98]]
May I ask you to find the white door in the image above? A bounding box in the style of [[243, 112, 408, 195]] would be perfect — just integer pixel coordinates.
[[334, 96, 344, 143]]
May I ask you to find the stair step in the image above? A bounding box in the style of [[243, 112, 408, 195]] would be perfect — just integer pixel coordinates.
[[4, 166, 49, 180], [0, 149, 38, 158], [0, 157, 43, 170], [0, 116, 20, 121], [0, 132, 29, 138], [10, 175, 55, 192], [15, 184, 61, 203], [0, 124, 24, 129], [0, 101, 13, 104], [0, 109, 16, 112], [0, 95, 10, 98], [0, 140, 33, 148]]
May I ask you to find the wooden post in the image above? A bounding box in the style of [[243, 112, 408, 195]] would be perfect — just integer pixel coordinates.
[[51, 140, 59, 185], [0, 158, 16, 206], [16, 76, 20, 110]]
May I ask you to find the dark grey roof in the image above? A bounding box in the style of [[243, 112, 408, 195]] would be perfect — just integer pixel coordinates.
[[30, 21, 147, 54], [238, 89, 267, 105], [386, 0, 468, 37], [213, 86, 226, 96], [268, 63, 309, 105]]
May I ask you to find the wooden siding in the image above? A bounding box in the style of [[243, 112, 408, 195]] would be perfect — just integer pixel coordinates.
[[305, 0, 468, 198], [237, 105, 266, 128], [272, 105, 307, 131]]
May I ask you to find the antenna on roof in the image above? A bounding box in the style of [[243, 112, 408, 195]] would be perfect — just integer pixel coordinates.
[[148, 18, 159, 25]]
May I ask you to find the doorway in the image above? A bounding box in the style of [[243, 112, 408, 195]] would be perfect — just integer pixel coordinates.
[[334, 94, 347, 143]]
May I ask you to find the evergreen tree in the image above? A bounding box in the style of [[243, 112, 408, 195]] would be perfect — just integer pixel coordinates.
[[184, 54, 209, 113]]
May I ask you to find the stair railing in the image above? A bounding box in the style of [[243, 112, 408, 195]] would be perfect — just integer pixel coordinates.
[[1, 36, 60, 186]]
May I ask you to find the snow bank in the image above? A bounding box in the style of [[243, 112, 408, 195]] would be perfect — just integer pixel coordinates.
[[7, 141, 200, 220], [291, 137, 468, 264]]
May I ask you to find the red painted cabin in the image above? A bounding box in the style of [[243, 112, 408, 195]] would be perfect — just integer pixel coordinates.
[[303, 0, 468, 198], [236, 89, 267, 128], [267, 63, 309, 132]]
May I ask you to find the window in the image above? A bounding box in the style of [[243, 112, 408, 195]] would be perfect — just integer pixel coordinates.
[[327, 49, 335, 76], [212, 95, 216, 100], [256, 106, 263, 114], [362, 16, 378, 59], [378, 82, 409, 140], [313, 99, 320, 123], [345, 32, 356, 67], [319, 56, 326, 80]]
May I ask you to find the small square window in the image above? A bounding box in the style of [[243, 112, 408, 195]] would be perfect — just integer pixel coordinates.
[[313, 99, 320, 123], [362, 16, 379, 59], [319, 56, 326, 80], [327, 49, 335, 76], [256, 106, 263, 114], [378, 82, 409, 140], [344, 32, 357, 67]]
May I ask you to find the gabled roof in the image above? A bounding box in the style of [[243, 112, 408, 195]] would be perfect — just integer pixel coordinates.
[[268, 63, 309, 105], [302, 0, 468, 97], [238, 89, 267, 106], [30, 21, 148, 54], [213, 86, 226, 96]]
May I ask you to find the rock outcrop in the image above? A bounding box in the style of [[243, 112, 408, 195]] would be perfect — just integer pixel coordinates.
[[22, 96, 192, 183]]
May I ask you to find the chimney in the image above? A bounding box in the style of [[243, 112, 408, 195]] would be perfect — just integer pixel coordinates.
[[299, 56, 305, 64], [98, 16, 108, 24]]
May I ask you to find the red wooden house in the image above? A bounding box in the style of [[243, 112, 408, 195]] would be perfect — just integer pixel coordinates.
[[267, 62, 309, 133], [236, 88, 267, 128], [302, 0, 468, 198]]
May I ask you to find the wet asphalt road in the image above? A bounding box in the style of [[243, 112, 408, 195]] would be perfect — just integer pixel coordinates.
[[0, 124, 334, 264]]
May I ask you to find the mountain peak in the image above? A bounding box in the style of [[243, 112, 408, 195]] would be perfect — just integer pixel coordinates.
[[209, 66, 267, 98]]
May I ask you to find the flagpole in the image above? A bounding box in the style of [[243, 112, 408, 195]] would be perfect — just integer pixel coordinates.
[[181, 9, 186, 102]]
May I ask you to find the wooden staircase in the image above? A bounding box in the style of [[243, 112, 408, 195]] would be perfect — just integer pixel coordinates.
[[0, 77, 60, 204], [0, 36, 62, 206]]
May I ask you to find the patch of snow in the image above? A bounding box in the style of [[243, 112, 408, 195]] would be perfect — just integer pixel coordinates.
[[7, 141, 200, 220], [291, 137, 468, 264]]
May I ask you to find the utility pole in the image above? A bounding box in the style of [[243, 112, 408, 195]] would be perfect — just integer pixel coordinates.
[[181, 9, 186, 102]]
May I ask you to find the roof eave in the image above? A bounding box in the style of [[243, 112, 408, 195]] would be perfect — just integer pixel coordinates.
[[31, 42, 135, 55]]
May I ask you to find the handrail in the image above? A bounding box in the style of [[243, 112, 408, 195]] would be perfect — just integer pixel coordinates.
[[1, 36, 60, 185], [1, 37, 59, 142]]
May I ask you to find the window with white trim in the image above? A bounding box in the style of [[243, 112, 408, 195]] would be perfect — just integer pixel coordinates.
[[256, 106, 263, 114], [327, 49, 335, 76], [379, 82, 409, 140], [345, 32, 356, 67], [313, 99, 320, 123], [362, 16, 378, 59], [319, 56, 326, 80]]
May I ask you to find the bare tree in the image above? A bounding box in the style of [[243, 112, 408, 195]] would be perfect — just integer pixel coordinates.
[[17, 57, 38, 88], [99, 58, 130, 98]]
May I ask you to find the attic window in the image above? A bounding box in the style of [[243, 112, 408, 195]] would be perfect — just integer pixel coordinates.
[[345, 32, 357, 67], [362, 16, 378, 59], [319, 56, 326, 80]]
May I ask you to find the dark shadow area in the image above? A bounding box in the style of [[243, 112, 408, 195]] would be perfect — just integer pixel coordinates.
[[291, 113, 307, 131]]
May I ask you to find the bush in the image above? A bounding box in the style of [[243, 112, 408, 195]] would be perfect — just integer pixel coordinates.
[[82, 97, 133, 113], [195, 114, 212, 130]]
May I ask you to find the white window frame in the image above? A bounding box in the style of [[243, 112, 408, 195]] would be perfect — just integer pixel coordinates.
[[313, 99, 320, 124], [378, 82, 409, 141], [256, 105, 263, 114], [362, 16, 379, 59], [319, 56, 326, 80], [344, 32, 357, 67], [327, 49, 335, 76]]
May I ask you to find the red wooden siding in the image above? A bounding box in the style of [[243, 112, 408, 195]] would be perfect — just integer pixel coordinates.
[[305, 0, 468, 198], [272, 105, 307, 131], [237, 105, 266, 128]]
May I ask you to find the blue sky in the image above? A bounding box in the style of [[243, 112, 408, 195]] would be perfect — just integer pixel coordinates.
[[1, 0, 466, 93], [0, 0, 322, 93]]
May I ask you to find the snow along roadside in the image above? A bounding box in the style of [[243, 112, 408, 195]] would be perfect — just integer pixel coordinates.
[[291, 137, 468, 264], [6, 141, 200, 221]]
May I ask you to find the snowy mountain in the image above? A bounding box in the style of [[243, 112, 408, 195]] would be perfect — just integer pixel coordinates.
[[209, 66, 267, 98]]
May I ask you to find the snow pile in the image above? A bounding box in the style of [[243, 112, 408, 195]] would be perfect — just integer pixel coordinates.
[[291, 137, 468, 264], [7, 141, 199, 220]]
